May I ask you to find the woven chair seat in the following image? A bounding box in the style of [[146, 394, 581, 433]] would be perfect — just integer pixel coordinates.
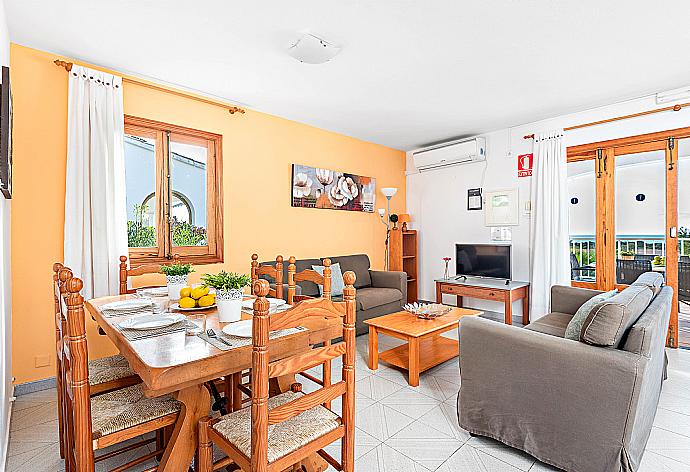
[[212, 391, 341, 464], [90, 384, 181, 439], [88, 354, 136, 386]]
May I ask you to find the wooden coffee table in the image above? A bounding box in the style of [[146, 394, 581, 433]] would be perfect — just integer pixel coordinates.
[[364, 306, 482, 386]]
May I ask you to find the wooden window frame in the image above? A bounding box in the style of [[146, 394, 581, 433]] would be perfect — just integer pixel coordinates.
[[566, 126, 688, 347], [124, 115, 224, 266]]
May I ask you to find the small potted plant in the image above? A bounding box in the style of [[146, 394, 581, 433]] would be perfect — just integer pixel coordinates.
[[620, 250, 635, 261], [160, 262, 194, 301], [653, 255, 666, 267], [201, 271, 251, 322]]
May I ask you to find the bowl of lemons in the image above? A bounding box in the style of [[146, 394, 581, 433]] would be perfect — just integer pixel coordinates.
[[172, 285, 217, 311]]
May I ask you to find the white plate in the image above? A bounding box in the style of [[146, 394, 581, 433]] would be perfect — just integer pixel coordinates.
[[170, 303, 217, 312], [119, 313, 185, 330], [102, 299, 153, 311], [241, 297, 286, 309], [222, 319, 253, 337]]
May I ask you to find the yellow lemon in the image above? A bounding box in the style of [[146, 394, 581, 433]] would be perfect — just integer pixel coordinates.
[[179, 286, 192, 298], [191, 286, 208, 300], [198, 294, 215, 307], [179, 297, 196, 309]]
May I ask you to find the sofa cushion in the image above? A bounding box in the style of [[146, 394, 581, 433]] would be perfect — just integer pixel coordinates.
[[311, 262, 345, 297], [356, 287, 402, 311], [581, 284, 654, 347], [525, 312, 573, 338], [564, 289, 618, 341], [631, 271, 664, 295], [328, 255, 372, 289]]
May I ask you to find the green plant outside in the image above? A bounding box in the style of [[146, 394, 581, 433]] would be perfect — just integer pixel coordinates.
[[127, 204, 208, 248]]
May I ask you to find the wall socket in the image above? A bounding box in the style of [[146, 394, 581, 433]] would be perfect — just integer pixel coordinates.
[[34, 355, 50, 368]]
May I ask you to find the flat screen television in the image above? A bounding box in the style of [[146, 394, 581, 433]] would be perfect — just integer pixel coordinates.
[[455, 244, 511, 279]]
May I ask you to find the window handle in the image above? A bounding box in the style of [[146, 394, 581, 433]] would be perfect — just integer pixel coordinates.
[[670, 227, 678, 239]]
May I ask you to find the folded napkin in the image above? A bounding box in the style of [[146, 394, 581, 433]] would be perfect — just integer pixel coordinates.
[[101, 300, 155, 318]]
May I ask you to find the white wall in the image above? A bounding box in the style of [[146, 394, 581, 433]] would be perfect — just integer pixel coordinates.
[[0, 0, 11, 467], [407, 93, 690, 317]]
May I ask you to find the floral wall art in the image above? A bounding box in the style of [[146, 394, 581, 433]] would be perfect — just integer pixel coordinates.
[[291, 164, 376, 212]]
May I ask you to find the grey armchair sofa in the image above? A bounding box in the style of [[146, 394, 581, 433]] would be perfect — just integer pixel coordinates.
[[259, 254, 406, 335], [457, 272, 671, 472]]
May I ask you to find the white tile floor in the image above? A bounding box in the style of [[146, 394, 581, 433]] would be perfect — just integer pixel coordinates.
[[6, 333, 690, 472]]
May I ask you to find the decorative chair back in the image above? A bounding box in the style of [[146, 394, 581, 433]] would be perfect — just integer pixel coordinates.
[[250, 274, 356, 471], [60, 270, 96, 471], [250, 254, 284, 299], [679, 261, 690, 303], [52, 263, 69, 459], [118, 254, 178, 295], [616, 259, 653, 285], [287, 256, 332, 304]]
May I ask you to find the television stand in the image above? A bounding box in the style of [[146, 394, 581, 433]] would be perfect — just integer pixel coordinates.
[[435, 277, 530, 325]]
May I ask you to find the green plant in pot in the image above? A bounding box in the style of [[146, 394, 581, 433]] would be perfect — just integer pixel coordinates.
[[201, 271, 251, 322], [620, 250, 635, 261], [160, 262, 194, 301]]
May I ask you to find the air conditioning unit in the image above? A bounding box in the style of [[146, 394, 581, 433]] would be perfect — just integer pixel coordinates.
[[412, 137, 486, 172]]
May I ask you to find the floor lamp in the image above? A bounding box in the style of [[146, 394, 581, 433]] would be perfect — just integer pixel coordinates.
[[379, 187, 398, 271]]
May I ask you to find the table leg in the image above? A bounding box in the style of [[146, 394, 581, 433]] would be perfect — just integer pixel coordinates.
[[368, 326, 379, 371], [158, 383, 210, 471], [522, 290, 530, 326], [436, 282, 442, 303], [504, 292, 513, 325], [409, 337, 420, 387], [457, 295, 463, 308]]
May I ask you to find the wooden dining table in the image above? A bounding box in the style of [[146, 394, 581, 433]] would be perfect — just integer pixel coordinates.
[[86, 295, 342, 471]]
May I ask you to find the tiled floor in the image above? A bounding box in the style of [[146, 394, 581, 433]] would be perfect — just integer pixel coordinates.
[[6, 332, 690, 471]]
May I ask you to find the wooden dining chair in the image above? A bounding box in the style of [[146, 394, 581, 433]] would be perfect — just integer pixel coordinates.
[[61, 271, 182, 472], [118, 254, 180, 295], [251, 254, 284, 299], [52, 263, 141, 460], [197, 274, 357, 472], [286, 256, 332, 305]]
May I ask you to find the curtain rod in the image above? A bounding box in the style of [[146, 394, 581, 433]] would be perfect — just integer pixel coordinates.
[[53, 59, 246, 115], [522, 102, 687, 140]]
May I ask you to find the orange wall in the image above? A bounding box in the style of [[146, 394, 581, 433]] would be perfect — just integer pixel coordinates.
[[11, 44, 406, 384]]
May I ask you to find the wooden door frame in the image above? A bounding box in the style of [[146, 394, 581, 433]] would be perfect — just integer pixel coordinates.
[[567, 126, 689, 348]]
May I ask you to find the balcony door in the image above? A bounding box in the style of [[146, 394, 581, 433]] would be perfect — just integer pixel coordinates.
[[567, 128, 686, 347]]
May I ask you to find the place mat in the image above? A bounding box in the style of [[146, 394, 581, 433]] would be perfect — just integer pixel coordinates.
[[102, 308, 155, 319], [197, 326, 307, 351], [241, 306, 292, 316], [116, 319, 197, 341]]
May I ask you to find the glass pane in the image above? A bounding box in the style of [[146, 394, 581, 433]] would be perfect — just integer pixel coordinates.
[[614, 150, 666, 285], [170, 139, 208, 247], [124, 134, 157, 248], [568, 159, 597, 282], [677, 139, 690, 347]]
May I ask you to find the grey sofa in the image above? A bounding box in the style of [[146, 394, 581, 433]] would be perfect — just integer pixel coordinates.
[[457, 272, 671, 472], [259, 254, 406, 335]]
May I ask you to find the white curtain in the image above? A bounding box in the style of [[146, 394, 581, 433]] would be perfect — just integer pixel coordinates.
[[529, 130, 571, 320], [64, 65, 127, 299]]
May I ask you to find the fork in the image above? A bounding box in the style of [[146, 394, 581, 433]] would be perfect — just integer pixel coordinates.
[[206, 328, 233, 347]]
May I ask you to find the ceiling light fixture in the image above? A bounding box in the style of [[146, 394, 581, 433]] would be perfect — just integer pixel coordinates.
[[288, 32, 341, 64]]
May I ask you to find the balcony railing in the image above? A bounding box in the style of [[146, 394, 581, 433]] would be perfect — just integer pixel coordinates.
[[570, 235, 690, 265]]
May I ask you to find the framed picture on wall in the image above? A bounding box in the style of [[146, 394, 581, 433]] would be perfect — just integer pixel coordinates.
[[291, 164, 376, 212], [484, 188, 519, 226], [0, 66, 12, 199]]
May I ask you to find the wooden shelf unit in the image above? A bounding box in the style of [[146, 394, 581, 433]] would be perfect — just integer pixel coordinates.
[[389, 228, 418, 303]]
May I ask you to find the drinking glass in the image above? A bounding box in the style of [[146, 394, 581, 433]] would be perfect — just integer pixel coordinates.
[[185, 313, 206, 336]]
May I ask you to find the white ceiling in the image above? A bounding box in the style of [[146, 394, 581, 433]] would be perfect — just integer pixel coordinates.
[[7, 0, 690, 151]]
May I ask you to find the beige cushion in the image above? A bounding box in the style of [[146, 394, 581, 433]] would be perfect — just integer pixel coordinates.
[[631, 271, 664, 295], [88, 354, 136, 386], [356, 287, 403, 311], [212, 391, 341, 464], [581, 285, 654, 347], [91, 384, 180, 439], [525, 312, 573, 338]]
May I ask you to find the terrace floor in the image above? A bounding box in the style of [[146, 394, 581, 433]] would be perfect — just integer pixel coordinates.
[[679, 302, 690, 348]]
